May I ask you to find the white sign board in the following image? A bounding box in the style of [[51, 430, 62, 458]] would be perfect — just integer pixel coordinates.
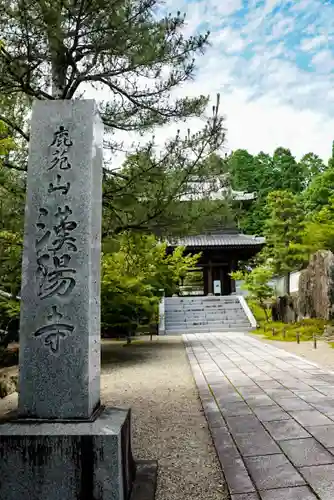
[[213, 280, 221, 295]]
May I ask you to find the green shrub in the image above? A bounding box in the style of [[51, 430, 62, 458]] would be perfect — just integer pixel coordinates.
[[0, 296, 20, 330], [231, 266, 274, 321], [247, 299, 268, 323], [0, 296, 20, 348], [100, 232, 200, 337]]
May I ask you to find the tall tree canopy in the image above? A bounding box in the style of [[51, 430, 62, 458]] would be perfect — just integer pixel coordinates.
[[301, 167, 334, 215], [260, 190, 308, 275], [0, 0, 223, 146], [225, 145, 331, 235], [0, 0, 230, 236]]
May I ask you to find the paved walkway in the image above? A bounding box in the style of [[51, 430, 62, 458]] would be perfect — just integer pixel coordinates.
[[184, 332, 334, 500]]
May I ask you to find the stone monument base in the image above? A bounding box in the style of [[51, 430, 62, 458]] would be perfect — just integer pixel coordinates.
[[0, 406, 157, 500]]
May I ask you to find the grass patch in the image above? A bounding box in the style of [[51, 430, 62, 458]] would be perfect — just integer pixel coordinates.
[[247, 299, 330, 342], [255, 319, 328, 342]]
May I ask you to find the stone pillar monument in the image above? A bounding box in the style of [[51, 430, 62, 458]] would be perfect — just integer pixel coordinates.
[[18, 100, 102, 420], [0, 100, 156, 500]]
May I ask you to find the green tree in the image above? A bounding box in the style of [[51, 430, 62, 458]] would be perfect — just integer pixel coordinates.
[[101, 232, 200, 335], [230, 266, 274, 321], [227, 149, 257, 192], [228, 148, 307, 235], [255, 151, 278, 194], [303, 196, 334, 253], [302, 167, 334, 215], [103, 144, 235, 237], [298, 152, 327, 188], [328, 141, 334, 169], [0, 116, 25, 297], [261, 190, 308, 275], [0, 1, 227, 233], [272, 147, 303, 193], [0, 0, 223, 150]]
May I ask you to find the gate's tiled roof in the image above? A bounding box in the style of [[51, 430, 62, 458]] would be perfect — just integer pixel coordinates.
[[168, 232, 265, 248]]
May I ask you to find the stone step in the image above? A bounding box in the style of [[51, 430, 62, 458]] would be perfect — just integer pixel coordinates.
[[165, 319, 247, 325], [165, 306, 243, 313], [165, 322, 251, 329], [166, 312, 246, 319], [165, 302, 242, 308], [165, 310, 244, 316], [166, 312, 246, 318], [164, 326, 252, 334], [165, 297, 240, 303], [165, 297, 239, 302]]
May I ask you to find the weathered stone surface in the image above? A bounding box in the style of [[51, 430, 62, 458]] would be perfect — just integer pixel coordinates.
[[280, 438, 334, 467], [210, 426, 240, 460], [289, 410, 333, 427], [299, 464, 334, 500], [128, 460, 158, 500], [298, 250, 334, 320], [223, 456, 256, 494], [220, 402, 253, 417], [245, 394, 277, 408], [18, 100, 103, 420], [263, 419, 310, 441], [0, 407, 136, 500], [294, 391, 328, 403], [311, 399, 334, 415], [225, 415, 263, 435], [244, 454, 305, 490], [231, 494, 259, 500], [259, 486, 317, 499], [306, 425, 334, 447], [271, 295, 297, 323], [234, 430, 281, 457], [273, 397, 312, 411], [251, 406, 290, 422]]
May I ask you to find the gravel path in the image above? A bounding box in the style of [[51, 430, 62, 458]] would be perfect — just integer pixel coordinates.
[[249, 334, 334, 372], [0, 336, 227, 500]]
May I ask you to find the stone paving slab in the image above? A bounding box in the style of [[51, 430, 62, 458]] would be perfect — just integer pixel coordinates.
[[273, 397, 313, 411], [231, 494, 260, 500], [184, 332, 334, 499], [234, 431, 281, 457], [251, 405, 290, 422], [244, 454, 306, 490], [223, 457, 256, 494], [220, 401, 253, 417], [299, 464, 334, 500], [263, 419, 311, 441], [289, 409, 334, 427], [280, 438, 334, 467], [259, 486, 317, 499], [306, 425, 334, 448]]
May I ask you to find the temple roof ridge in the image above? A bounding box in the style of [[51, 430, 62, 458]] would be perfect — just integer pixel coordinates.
[[168, 230, 265, 249]]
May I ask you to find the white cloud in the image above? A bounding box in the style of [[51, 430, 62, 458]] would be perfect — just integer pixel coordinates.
[[300, 35, 327, 52], [88, 0, 334, 166], [311, 50, 334, 72], [220, 91, 332, 161], [214, 0, 243, 16]]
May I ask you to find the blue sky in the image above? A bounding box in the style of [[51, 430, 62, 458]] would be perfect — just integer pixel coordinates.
[[157, 0, 334, 161]]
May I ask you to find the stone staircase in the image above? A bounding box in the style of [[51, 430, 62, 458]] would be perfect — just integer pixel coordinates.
[[162, 295, 256, 334]]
